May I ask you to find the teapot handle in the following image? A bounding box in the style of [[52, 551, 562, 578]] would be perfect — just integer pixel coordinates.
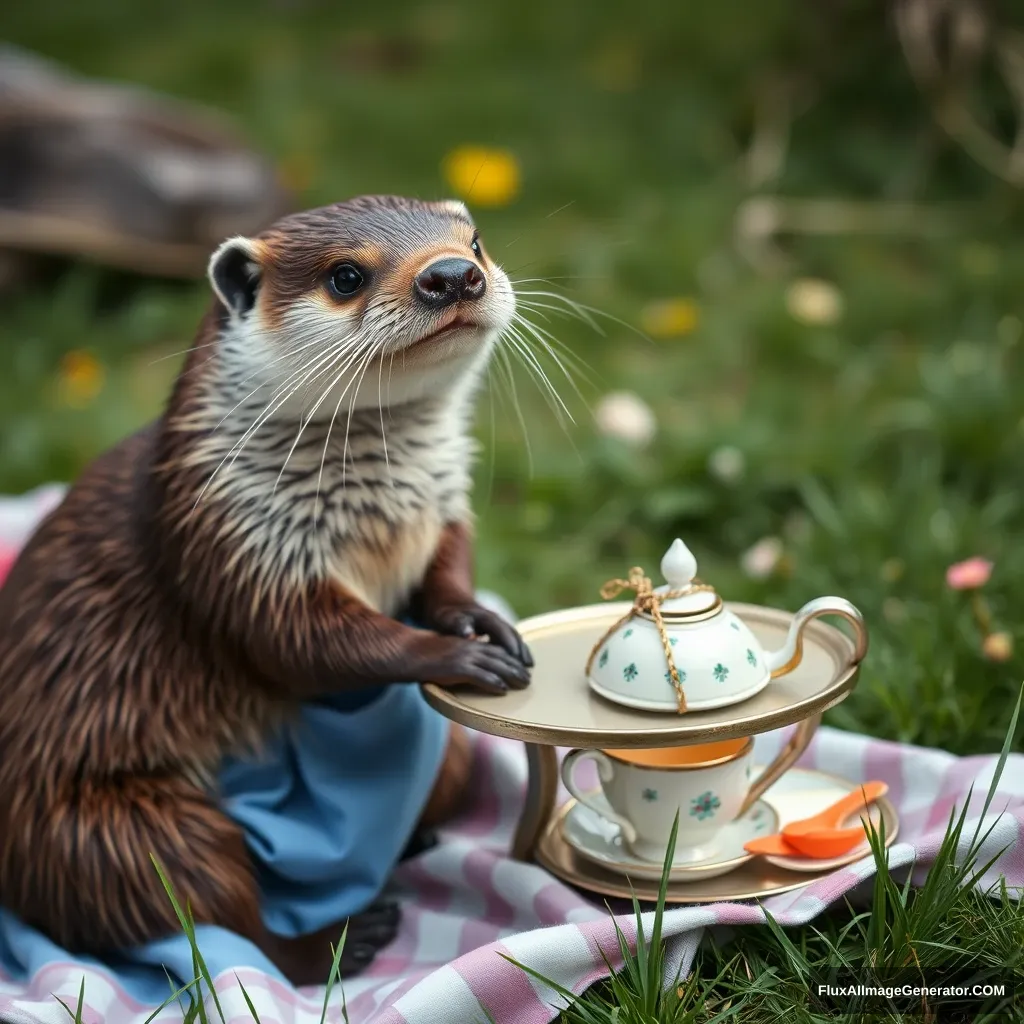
[[764, 596, 868, 680]]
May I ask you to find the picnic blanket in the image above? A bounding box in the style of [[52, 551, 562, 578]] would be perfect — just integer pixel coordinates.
[[0, 484, 1021, 1024]]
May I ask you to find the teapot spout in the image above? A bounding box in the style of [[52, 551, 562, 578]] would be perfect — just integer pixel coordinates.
[[764, 596, 868, 679]]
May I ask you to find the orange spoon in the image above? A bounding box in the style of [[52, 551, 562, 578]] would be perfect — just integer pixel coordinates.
[[742, 831, 868, 858], [745, 822, 865, 859], [743, 781, 888, 860], [743, 833, 803, 856], [782, 781, 888, 840]]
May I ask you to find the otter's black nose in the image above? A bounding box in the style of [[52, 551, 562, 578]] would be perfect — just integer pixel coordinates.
[[413, 258, 486, 308]]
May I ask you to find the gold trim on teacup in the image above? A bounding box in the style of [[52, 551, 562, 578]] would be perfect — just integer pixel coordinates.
[[600, 736, 753, 771]]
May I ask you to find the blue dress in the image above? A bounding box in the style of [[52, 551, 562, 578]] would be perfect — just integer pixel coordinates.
[[0, 682, 449, 1002]]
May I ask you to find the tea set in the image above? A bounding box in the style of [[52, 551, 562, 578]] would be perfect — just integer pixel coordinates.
[[423, 532, 886, 903], [557, 537, 885, 887]]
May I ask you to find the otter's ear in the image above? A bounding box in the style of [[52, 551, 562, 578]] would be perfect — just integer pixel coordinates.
[[208, 237, 262, 318]]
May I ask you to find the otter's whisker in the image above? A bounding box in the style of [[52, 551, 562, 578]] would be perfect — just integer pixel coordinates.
[[494, 344, 534, 477], [197, 327, 358, 446], [511, 309, 597, 376], [271, 336, 368, 495], [511, 312, 597, 400], [482, 360, 499, 504], [513, 290, 605, 335], [313, 339, 382, 518], [146, 338, 222, 365], [386, 348, 397, 410], [203, 346, 341, 469], [194, 342, 354, 511], [308, 334, 381, 518], [339, 338, 387, 494], [516, 289, 652, 343], [502, 327, 575, 425], [509, 275, 596, 287], [175, 326, 338, 398], [292, 334, 366, 414], [503, 326, 584, 463], [376, 343, 392, 484], [515, 297, 596, 331]]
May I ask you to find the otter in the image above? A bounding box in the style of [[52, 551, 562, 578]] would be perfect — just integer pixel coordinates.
[[0, 196, 534, 986]]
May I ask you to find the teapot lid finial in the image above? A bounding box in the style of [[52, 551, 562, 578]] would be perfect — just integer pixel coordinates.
[[661, 538, 698, 590], [655, 538, 720, 615]]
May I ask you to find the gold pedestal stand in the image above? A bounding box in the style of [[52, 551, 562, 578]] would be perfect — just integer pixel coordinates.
[[424, 601, 871, 903]]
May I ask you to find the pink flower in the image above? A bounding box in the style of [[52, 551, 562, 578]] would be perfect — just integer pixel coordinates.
[[945, 557, 993, 590], [0, 547, 15, 587], [741, 537, 783, 580]]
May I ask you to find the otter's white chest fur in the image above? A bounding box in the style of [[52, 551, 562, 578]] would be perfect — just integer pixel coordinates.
[[190, 392, 477, 616]]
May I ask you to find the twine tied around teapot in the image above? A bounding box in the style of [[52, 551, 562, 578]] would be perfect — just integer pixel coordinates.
[[585, 566, 716, 713]]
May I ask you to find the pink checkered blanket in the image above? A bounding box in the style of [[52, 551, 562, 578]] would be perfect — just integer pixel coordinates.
[[0, 486, 1021, 1024]]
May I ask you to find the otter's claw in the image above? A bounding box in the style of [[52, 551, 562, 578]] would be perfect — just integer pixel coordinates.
[[429, 603, 534, 667]]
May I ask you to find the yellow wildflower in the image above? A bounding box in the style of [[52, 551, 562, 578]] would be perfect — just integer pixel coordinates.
[[442, 145, 520, 207], [640, 298, 700, 338], [57, 350, 104, 408]]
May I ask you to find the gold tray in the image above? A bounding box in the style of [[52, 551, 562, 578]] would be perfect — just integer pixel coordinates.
[[536, 772, 899, 904], [424, 601, 864, 748]]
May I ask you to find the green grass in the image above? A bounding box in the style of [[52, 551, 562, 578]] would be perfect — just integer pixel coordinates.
[[5, 0, 1024, 1018]]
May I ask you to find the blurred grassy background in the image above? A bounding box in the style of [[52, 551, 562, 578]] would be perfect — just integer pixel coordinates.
[[2, 0, 1024, 753]]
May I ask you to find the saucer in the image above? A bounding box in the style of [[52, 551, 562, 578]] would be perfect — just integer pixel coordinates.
[[561, 792, 779, 882]]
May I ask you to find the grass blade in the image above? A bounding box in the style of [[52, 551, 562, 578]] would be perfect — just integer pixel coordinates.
[[319, 921, 349, 1024], [235, 976, 263, 1024], [150, 855, 226, 1024], [53, 977, 86, 1024]]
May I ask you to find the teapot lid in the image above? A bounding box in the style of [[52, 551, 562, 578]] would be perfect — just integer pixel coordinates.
[[655, 539, 721, 616]]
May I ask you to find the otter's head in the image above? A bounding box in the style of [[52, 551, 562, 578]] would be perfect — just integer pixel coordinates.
[[206, 195, 514, 412]]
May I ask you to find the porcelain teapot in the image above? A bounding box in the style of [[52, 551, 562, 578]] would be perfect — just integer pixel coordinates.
[[586, 538, 866, 713]]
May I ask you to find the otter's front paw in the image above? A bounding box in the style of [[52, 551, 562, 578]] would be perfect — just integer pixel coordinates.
[[419, 634, 531, 694], [428, 602, 533, 668]]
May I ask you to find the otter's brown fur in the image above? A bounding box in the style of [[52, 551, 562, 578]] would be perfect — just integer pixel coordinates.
[[0, 195, 532, 984]]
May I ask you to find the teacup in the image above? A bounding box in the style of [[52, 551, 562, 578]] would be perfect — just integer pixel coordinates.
[[561, 733, 805, 864]]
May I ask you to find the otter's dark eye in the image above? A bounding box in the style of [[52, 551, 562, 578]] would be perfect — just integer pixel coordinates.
[[470, 233, 483, 259], [328, 263, 365, 297]]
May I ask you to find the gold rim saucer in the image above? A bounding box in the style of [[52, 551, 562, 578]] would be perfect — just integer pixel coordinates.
[[535, 768, 900, 904]]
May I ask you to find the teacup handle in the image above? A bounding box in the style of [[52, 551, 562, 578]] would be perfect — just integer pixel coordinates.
[[737, 711, 822, 816], [561, 749, 638, 843], [764, 596, 868, 680]]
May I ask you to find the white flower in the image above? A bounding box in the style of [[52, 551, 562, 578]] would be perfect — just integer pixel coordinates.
[[785, 278, 843, 326], [594, 391, 656, 447], [707, 445, 745, 484], [741, 536, 783, 579]]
